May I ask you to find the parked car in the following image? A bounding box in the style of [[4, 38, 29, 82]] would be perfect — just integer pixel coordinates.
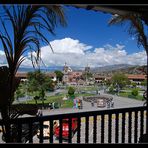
[[54, 118, 78, 140], [37, 120, 59, 139]]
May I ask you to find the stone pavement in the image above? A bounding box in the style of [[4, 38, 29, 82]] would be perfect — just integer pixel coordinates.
[[0, 90, 145, 143], [41, 90, 144, 116]]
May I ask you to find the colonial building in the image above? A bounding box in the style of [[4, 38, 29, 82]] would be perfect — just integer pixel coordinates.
[[15, 72, 28, 82], [126, 74, 147, 84], [93, 74, 106, 83], [62, 63, 83, 84], [62, 62, 72, 84], [16, 72, 57, 82], [68, 72, 82, 83]]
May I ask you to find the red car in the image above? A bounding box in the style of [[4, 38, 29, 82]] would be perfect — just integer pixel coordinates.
[[54, 118, 78, 139]]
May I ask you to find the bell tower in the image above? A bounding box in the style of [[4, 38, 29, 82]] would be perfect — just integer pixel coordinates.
[[63, 62, 69, 84]]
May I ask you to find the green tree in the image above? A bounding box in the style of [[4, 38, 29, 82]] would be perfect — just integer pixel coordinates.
[[15, 86, 25, 101], [131, 82, 137, 88], [141, 80, 147, 86], [104, 79, 112, 87], [131, 88, 139, 97], [0, 5, 66, 142], [68, 87, 75, 98], [27, 70, 53, 107], [54, 70, 64, 82], [33, 96, 40, 105], [14, 81, 29, 101], [111, 72, 128, 90], [109, 86, 114, 93]]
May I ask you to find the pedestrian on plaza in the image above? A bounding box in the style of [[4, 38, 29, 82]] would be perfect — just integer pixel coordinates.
[[91, 100, 94, 107], [49, 103, 52, 109], [78, 99, 81, 109], [78, 100, 81, 109], [80, 100, 83, 109], [111, 100, 114, 108], [52, 102, 55, 109], [107, 101, 110, 108], [73, 99, 76, 108], [76, 98, 79, 109], [36, 109, 43, 117]]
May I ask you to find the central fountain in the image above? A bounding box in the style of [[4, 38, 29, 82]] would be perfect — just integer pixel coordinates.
[[83, 95, 113, 108]]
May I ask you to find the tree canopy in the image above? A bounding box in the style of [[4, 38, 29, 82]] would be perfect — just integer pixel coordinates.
[[111, 72, 129, 89], [0, 5, 66, 142], [54, 70, 64, 82], [27, 70, 54, 93]]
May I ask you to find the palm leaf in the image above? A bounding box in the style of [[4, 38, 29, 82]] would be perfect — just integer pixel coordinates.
[[0, 5, 67, 123], [109, 13, 148, 53]]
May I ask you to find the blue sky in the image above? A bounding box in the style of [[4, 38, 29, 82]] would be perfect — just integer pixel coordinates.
[[0, 5, 147, 68], [50, 6, 144, 54]]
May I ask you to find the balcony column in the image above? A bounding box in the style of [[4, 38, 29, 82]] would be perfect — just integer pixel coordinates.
[[146, 54, 148, 137], [143, 53, 148, 142]]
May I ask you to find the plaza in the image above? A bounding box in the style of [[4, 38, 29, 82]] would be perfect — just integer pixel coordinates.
[[41, 90, 144, 116]]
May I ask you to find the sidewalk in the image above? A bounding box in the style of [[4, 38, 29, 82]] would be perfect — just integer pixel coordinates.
[[42, 91, 144, 116]]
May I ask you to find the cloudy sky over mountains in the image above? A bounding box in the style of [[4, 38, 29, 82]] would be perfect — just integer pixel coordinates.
[[0, 6, 147, 68], [0, 37, 146, 68]]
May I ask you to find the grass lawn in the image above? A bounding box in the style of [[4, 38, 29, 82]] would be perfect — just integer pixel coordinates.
[[22, 93, 96, 108], [66, 86, 98, 91], [79, 86, 98, 91], [119, 91, 144, 100]]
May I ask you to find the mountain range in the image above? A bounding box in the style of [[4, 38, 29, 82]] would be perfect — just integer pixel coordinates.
[[18, 64, 147, 75], [91, 64, 134, 73]]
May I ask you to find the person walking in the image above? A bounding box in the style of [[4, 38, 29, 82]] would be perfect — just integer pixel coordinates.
[[80, 100, 83, 109], [78, 99, 81, 109], [52, 102, 55, 109], [91, 100, 94, 107], [36, 109, 43, 117], [111, 100, 114, 108]]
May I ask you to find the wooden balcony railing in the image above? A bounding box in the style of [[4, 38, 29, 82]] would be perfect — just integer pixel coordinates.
[[0, 106, 147, 143]]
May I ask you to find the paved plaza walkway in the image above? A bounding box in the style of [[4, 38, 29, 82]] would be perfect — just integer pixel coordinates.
[[41, 90, 145, 116], [0, 90, 145, 143]]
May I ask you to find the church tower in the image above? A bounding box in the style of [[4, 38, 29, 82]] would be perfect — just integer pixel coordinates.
[[84, 64, 90, 83], [63, 62, 69, 84]]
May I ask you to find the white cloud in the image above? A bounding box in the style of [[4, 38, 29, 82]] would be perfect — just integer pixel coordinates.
[[0, 50, 7, 66], [36, 40, 146, 67], [20, 57, 32, 68], [0, 50, 5, 55], [90, 44, 146, 66], [50, 37, 93, 54], [0, 38, 147, 68]]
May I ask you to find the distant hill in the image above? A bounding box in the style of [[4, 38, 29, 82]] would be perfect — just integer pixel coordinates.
[[91, 64, 134, 73], [18, 66, 84, 72], [91, 64, 147, 75], [18, 64, 147, 75]]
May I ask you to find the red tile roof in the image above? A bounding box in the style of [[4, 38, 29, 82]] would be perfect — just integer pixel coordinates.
[[126, 74, 147, 80]]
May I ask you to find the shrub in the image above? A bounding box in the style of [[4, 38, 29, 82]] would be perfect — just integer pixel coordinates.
[[68, 87, 75, 96], [109, 86, 114, 93], [131, 89, 138, 96]]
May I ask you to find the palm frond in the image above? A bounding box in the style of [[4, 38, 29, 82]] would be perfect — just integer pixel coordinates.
[[0, 5, 66, 75], [109, 13, 148, 53]]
